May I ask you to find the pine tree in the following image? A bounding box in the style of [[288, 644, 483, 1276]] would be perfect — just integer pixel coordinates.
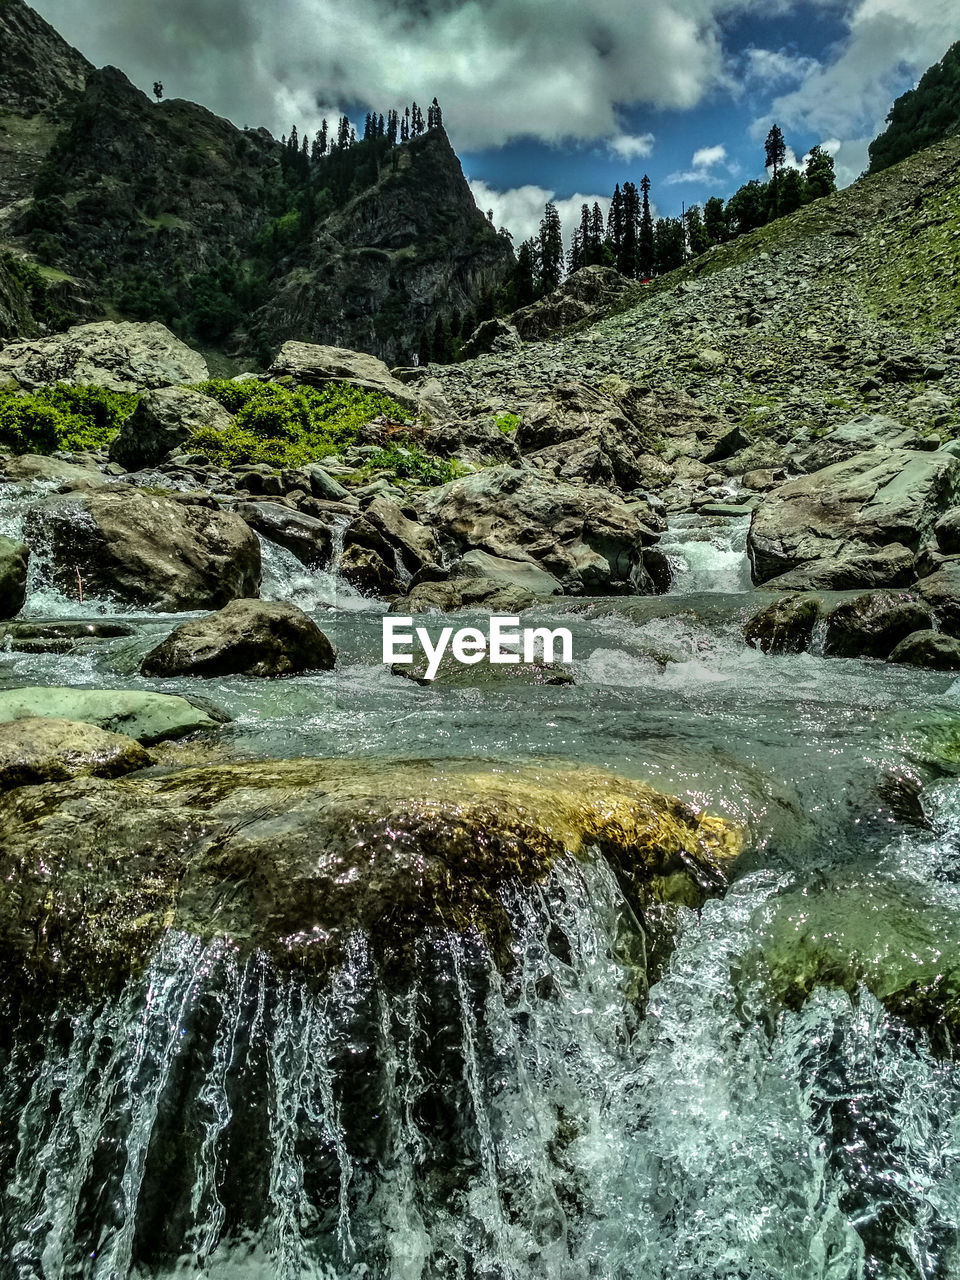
[[432, 316, 453, 363], [607, 184, 625, 263], [639, 174, 654, 277], [804, 145, 837, 200], [703, 195, 728, 245], [288, 125, 299, 155], [153, 81, 164, 102], [779, 167, 806, 215], [619, 182, 640, 277], [411, 103, 424, 136], [377, 113, 385, 137], [683, 204, 708, 256], [567, 227, 585, 275], [653, 217, 685, 274], [726, 179, 767, 234], [764, 123, 787, 215], [588, 203, 605, 265], [418, 326, 432, 364], [337, 115, 351, 150], [427, 98, 443, 129], [402, 108, 410, 142], [514, 239, 537, 307], [318, 120, 328, 156], [387, 109, 399, 145], [363, 113, 373, 141], [538, 202, 564, 293]]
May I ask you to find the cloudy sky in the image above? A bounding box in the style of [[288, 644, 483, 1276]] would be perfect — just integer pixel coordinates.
[[31, 0, 956, 245]]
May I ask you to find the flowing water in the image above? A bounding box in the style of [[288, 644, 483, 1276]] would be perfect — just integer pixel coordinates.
[[3, 498, 960, 1278]]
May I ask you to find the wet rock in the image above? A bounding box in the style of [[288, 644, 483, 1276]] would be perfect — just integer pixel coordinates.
[[140, 600, 336, 679], [736, 877, 960, 1048], [0, 757, 740, 999], [0, 686, 228, 743], [339, 543, 400, 596], [748, 447, 960, 586], [0, 320, 207, 392], [744, 594, 821, 654], [918, 566, 960, 637], [758, 544, 916, 592], [236, 501, 333, 568], [0, 535, 28, 619], [0, 717, 149, 789], [0, 619, 136, 654], [109, 387, 234, 470], [417, 465, 653, 595], [363, 496, 441, 575], [888, 630, 960, 670], [0, 453, 104, 485], [304, 463, 352, 503], [823, 592, 933, 659], [25, 485, 261, 610], [451, 549, 564, 596], [935, 508, 960, 555], [268, 341, 419, 413], [391, 578, 537, 614]]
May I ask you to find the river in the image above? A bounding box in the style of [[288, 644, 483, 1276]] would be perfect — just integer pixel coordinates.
[[2, 497, 960, 1279]]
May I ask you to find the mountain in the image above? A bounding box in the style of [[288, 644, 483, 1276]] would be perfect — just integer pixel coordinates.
[[868, 41, 960, 174], [0, 0, 513, 362]]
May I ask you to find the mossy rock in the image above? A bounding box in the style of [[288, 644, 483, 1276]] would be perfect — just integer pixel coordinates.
[[744, 593, 822, 654], [0, 757, 742, 1006]]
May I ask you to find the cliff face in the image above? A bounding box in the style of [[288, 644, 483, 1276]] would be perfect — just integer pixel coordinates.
[[0, 0, 514, 360], [251, 129, 514, 363]]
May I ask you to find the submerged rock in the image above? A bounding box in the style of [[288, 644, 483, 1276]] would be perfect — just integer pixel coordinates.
[[0, 686, 228, 743], [25, 485, 261, 610], [744, 594, 821, 654], [0, 716, 149, 788], [141, 600, 336, 678], [0, 758, 741, 1001], [0, 534, 28, 619], [736, 877, 960, 1049], [0, 619, 137, 654]]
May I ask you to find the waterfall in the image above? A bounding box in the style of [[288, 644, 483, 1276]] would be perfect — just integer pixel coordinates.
[[660, 514, 753, 595], [258, 526, 374, 615]]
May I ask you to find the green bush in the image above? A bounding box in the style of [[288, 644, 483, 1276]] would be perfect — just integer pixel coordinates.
[[0, 384, 138, 455], [188, 379, 408, 468], [495, 412, 521, 433], [364, 444, 459, 486]]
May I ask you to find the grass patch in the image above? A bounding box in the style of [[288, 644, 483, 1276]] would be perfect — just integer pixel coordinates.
[[0, 384, 138, 454], [363, 444, 461, 486]]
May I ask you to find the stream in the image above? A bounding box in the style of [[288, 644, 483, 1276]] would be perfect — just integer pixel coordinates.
[[3, 499, 960, 1279]]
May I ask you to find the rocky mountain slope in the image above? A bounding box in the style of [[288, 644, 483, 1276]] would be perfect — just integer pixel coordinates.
[[0, 0, 512, 361]]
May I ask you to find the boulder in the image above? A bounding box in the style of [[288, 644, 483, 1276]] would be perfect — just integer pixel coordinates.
[[363, 496, 441, 574], [0, 717, 149, 789], [759, 544, 916, 592], [743, 594, 821, 654], [268, 341, 418, 414], [423, 417, 520, 464], [509, 267, 639, 341], [461, 318, 521, 359], [140, 600, 336, 678], [792, 415, 913, 474], [109, 387, 234, 470], [304, 463, 352, 503], [0, 320, 207, 392], [24, 486, 261, 611], [391, 578, 537, 614], [823, 592, 933, 659], [451, 549, 564, 596], [236, 501, 334, 568], [0, 453, 103, 485], [339, 543, 400, 596], [0, 757, 740, 998], [749, 447, 960, 586], [935, 508, 960, 555], [0, 687, 228, 744], [918, 566, 960, 637], [888, 630, 960, 670], [417, 465, 654, 595], [0, 534, 28, 619], [0, 619, 135, 654]]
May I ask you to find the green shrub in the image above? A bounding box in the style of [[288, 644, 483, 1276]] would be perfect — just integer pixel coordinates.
[[364, 444, 459, 486], [495, 412, 521, 433], [0, 384, 138, 455], [188, 379, 408, 468]]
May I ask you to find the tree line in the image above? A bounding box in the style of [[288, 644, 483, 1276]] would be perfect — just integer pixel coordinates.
[[508, 125, 837, 305]]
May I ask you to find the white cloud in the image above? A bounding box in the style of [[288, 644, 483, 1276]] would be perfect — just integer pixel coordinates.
[[755, 0, 956, 182], [30, 0, 743, 152], [468, 180, 612, 251], [666, 141, 732, 184], [608, 132, 656, 161], [744, 47, 819, 86]]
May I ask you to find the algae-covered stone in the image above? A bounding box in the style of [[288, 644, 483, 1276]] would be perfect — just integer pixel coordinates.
[[735, 877, 960, 1047], [743, 594, 821, 654], [0, 717, 150, 789], [0, 534, 28, 620], [0, 758, 741, 1002], [0, 686, 228, 744]]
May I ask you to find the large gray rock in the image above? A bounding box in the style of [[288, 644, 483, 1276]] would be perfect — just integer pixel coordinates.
[[935, 509, 960, 555], [0, 321, 208, 392], [0, 535, 28, 619], [236, 501, 334, 568], [269, 342, 418, 413], [461, 317, 521, 359], [417, 465, 654, 595], [509, 266, 639, 341], [792, 415, 914, 473], [0, 717, 150, 789], [109, 387, 234, 469], [918, 566, 960, 637], [0, 687, 228, 744], [451, 549, 564, 596], [749, 447, 960, 586], [823, 592, 933, 659], [759, 544, 916, 592], [25, 486, 261, 611], [743, 594, 821, 654], [515, 383, 651, 493], [140, 599, 336, 678], [889, 630, 960, 670]]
